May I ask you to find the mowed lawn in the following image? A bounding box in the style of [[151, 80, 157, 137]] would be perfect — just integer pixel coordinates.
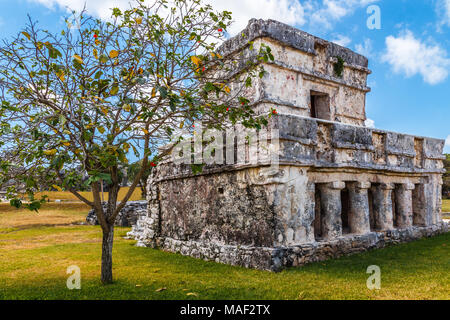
[[0, 202, 449, 300], [443, 199, 450, 213], [33, 187, 143, 202]]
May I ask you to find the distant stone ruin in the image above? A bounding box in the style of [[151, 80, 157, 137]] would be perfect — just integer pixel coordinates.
[[87, 201, 147, 227], [129, 19, 447, 271]]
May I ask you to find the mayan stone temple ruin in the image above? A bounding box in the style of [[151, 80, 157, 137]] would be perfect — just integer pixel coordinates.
[[129, 19, 448, 271]]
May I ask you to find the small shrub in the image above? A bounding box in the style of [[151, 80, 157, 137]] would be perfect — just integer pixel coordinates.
[[333, 56, 345, 78]]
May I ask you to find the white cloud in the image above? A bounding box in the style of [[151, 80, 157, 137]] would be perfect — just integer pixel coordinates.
[[28, 0, 132, 20], [331, 34, 351, 47], [309, 0, 379, 30], [355, 38, 373, 58], [206, 0, 306, 35], [28, 0, 382, 36], [382, 30, 450, 85], [214, 0, 380, 34], [29, 0, 307, 34], [437, 0, 450, 28], [445, 0, 450, 24], [446, 135, 450, 147], [364, 118, 375, 128]]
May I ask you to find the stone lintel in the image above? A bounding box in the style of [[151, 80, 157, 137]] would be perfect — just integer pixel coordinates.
[[400, 182, 416, 190], [325, 181, 346, 190], [379, 183, 395, 190], [349, 181, 371, 190]]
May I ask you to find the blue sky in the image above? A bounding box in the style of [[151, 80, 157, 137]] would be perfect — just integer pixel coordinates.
[[0, 0, 449, 152]]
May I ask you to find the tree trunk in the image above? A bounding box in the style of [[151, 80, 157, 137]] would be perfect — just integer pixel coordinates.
[[141, 177, 148, 199], [101, 226, 114, 284]]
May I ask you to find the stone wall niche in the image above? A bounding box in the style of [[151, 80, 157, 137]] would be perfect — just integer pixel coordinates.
[[313, 184, 322, 240], [414, 138, 424, 168], [372, 132, 387, 165], [310, 90, 331, 120]]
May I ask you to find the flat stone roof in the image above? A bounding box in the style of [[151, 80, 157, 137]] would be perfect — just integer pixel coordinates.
[[218, 19, 369, 69]]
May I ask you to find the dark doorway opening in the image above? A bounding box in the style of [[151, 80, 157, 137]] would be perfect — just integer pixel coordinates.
[[310, 91, 331, 120], [392, 187, 398, 228], [314, 186, 322, 241], [368, 187, 376, 231], [341, 188, 350, 234]]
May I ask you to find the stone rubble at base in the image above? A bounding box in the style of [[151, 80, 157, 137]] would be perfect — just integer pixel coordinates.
[[132, 223, 447, 271], [86, 201, 147, 227]]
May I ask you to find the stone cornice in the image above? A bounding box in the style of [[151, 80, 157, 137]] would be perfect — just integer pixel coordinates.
[[151, 161, 445, 184], [217, 19, 369, 70], [152, 115, 445, 182]]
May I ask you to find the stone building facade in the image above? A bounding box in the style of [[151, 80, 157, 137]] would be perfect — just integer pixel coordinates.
[[129, 19, 448, 271]]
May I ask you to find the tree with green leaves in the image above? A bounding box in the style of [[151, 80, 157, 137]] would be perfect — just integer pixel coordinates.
[[127, 159, 152, 198], [0, 0, 273, 283], [443, 154, 450, 199]]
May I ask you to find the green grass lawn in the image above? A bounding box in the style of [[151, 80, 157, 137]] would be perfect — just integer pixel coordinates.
[[442, 199, 450, 213], [0, 203, 449, 300]]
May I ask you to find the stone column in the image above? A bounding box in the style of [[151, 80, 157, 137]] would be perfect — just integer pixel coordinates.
[[395, 183, 415, 228], [412, 184, 426, 226], [347, 182, 371, 235], [371, 183, 395, 231], [319, 182, 346, 240]]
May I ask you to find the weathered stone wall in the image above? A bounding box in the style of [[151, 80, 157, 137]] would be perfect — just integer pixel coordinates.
[[252, 44, 369, 126], [216, 19, 371, 126], [86, 201, 147, 227], [158, 171, 275, 246], [131, 161, 447, 271], [129, 115, 446, 270], [128, 19, 447, 271]]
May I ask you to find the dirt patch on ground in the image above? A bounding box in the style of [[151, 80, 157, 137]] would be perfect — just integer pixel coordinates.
[[0, 228, 101, 250], [0, 222, 87, 234], [0, 203, 89, 229]]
